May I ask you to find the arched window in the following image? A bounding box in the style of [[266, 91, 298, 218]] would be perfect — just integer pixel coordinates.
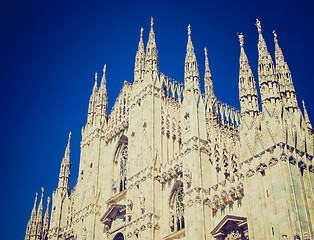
[[169, 181, 185, 232], [112, 136, 128, 194], [119, 143, 128, 192]]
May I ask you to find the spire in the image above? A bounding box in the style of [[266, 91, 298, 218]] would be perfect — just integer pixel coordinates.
[[204, 47, 216, 111], [184, 24, 200, 93], [64, 132, 71, 160], [256, 19, 280, 104], [96, 64, 108, 126], [145, 17, 159, 82], [35, 188, 44, 238], [93, 72, 98, 93], [204, 47, 214, 96], [31, 192, 38, 221], [42, 197, 50, 239], [58, 133, 71, 191], [29, 192, 38, 238], [134, 27, 146, 84], [87, 73, 99, 125], [101, 64, 106, 87], [37, 188, 44, 218], [273, 30, 298, 110], [303, 100, 312, 129], [238, 33, 259, 116]]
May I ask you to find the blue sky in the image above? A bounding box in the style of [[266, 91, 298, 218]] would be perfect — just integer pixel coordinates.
[[1, 0, 314, 239]]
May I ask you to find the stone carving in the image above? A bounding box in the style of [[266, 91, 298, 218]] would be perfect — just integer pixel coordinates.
[[127, 200, 133, 211], [139, 193, 145, 212], [112, 179, 117, 194], [246, 169, 255, 178], [184, 170, 192, 186], [256, 163, 267, 175], [226, 230, 241, 240]]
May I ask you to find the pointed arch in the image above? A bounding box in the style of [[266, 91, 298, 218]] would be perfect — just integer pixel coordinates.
[[112, 135, 128, 194], [169, 181, 185, 232]]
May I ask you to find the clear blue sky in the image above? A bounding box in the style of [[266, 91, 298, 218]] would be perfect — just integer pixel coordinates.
[[1, 0, 313, 239]]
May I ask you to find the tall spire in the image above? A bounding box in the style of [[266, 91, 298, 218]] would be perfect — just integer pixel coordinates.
[[86, 73, 98, 125], [273, 30, 298, 110], [35, 188, 44, 238], [101, 64, 107, 87], [204, 47, 214, 96], [42, 197, 50, 240], [256, 19, 280, 105], [29, 192, 38, 239], [31, 192, 38, 223], [145, 17, 159, 82], [238, 33, 259, 116], [64, 132, 71, 160], [303, 100, 312, 129], [134, 27, 146, 84], [93, 72, 98, 93], [96, 64, 108, 126], [204, 47, 216, 111], [184, 24, 200, 93], [58, 133, 71, 192]]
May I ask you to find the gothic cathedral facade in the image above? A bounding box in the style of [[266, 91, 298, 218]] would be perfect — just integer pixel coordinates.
[[25, 19, 314, 240]]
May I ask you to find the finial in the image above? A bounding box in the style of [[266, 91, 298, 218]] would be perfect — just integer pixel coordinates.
[[140, 27, 143, 38], [103, 64, 106, 74], [187, 24, 191, 37], [256, 19, 262, 34], [95, 72, 98, 82], [273, 30, 278, 43], [47, 196, 50, 204], [68, 132, 71, 143], [204, 47, 208, 57], [303, 100, 307, 111], [41, 187, 44, 198], [151, 17, 154, 28], [237, 32, 244, 47], [34, 192, 38, 203]]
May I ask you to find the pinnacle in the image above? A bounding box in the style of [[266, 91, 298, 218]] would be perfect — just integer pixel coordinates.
[[303, 100, 312, 128], [93, 72, 98, 93], [204, 46, 214, 98], [101, 64, 107, 87], [256, 19, 262, 34]]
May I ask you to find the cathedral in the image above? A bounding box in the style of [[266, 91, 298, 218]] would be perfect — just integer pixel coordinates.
[[25, 18, 314, 240]]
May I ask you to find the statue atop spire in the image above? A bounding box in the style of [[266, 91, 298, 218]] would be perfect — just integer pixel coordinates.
[[273, 30, 278, 43], [184, 24, 200, 93], [256, 19, 262, 34], [145, 17, 159, 83], [238, 32, 259, 116], [238, 32, 244, 47], [101, 64, 107, 86], [134, 27, 145, 85], [256, 19, 280, 105]]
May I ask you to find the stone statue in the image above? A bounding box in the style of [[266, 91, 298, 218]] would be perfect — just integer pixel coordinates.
[[256, 19, 262, 33]]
